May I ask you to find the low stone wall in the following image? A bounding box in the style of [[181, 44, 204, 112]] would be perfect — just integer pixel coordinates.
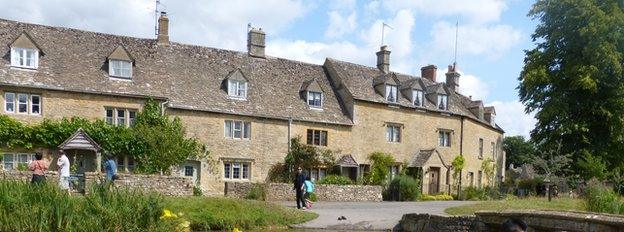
[[0, 170, 193, 196], [400, 211, 624, 232], [399, 214, 485, 232], [225, 182, 383, 202]]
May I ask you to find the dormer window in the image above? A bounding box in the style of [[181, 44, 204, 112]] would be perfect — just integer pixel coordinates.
[[11, 48, 38, 69], [307, 91, 322, 108], [386, 84, 398, 102], [109, 60, 132, 78], [413, 90, 424, 107], [437, 94, 448, 110], [228, 80, 248, 99]]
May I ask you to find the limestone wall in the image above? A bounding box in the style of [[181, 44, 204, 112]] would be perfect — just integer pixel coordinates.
[[0, 171, 193, 196], [400, 214, 485, 232], [224, 182, 383, 202]]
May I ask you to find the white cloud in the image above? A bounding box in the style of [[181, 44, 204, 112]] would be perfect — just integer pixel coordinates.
[[325, 11, 358, 39], [489, 101, 536, 138], [267, 40, 367, 65], [458, 74, 489, 100], [384, 0, 507, 24], [429, 21, 522, 60]]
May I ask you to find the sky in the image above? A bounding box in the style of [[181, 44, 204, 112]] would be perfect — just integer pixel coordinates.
[[0, 0, 538, 138]]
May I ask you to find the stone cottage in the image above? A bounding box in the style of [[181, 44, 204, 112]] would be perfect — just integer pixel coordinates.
[[0, 13, 504, 195]]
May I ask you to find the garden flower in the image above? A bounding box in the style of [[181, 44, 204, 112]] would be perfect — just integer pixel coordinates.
[[160, 209, 178, 219]]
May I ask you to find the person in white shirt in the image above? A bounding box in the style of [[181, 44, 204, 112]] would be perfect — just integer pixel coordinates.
[[56, 150, 71, 194]]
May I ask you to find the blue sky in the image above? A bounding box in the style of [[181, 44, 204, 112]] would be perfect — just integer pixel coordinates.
[[0, 0, 538, 137]]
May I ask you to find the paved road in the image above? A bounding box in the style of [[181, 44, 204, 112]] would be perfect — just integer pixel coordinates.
[[278, 201, 474, 231]]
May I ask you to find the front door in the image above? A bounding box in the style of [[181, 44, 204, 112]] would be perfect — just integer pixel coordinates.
[[429, 167, 440, 195], [180, 161, 201, 185]]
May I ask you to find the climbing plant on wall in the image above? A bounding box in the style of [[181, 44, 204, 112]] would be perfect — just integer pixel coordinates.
[[0, 99, 205, 174]]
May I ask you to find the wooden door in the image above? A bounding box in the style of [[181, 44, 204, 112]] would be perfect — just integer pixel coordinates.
[[429, 167, 440, 195]]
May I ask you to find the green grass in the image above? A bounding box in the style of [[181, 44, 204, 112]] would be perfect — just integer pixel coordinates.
[[445, 197, 584, 215], [164, 197, 318, 231]]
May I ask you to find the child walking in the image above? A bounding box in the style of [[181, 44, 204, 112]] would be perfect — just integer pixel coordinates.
[[304, 176, 315, 209]]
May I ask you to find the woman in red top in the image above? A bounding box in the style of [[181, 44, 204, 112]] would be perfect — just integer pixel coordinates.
[[28, 153, 48, 184]]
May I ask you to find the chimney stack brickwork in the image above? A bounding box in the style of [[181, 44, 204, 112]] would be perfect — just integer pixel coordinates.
[[376, 45, 390, 73], [421, 65, 437, 82], [247, 28, 266, 58], [445, 63, 460, 92], [157, 12, 169, 45]]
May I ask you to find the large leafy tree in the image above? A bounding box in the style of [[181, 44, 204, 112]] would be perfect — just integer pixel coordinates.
[[503, 136, 536, 168], [518, 0, 624, 179]]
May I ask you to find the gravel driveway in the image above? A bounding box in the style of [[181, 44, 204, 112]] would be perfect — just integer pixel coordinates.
[[278, 201, 474, 231]]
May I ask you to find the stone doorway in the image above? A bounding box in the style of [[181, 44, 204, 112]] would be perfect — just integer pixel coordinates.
[[180, 160, 201, 185], [428, 167, 440, 195]]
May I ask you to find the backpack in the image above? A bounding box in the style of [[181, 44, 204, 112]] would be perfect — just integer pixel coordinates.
[[305, 180, 314, 193]]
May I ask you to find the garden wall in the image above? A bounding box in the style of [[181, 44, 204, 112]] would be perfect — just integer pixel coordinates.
[[0, 171, 193, 196], [224, 182, 383, 202]]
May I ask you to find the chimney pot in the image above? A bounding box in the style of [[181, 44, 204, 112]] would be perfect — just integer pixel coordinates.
[[247, 27, 266, 58], [376, 46, 391, 73], [157, 12, 169, 45], [421, 65, 437, 82]]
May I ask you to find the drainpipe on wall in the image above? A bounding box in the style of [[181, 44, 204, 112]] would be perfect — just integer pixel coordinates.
[[287, 117, 292, 152], [160, 100, 169, 116], [458, 116, 465, 199]]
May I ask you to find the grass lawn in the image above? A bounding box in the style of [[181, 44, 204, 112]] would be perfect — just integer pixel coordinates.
[[445, 197, 585, 215], [165, 197, 317, 231]]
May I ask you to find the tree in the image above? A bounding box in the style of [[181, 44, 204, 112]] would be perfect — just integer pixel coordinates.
[[268, 137, 336, 182], [452, 155, 465, 196], [503, 136, 536, 168], [366, 152, 395, 186], [518, 0, 624, 179]]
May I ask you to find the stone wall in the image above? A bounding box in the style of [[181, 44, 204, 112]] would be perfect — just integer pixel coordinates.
[[225, 182, 383, 202], [400, 211, 624, 232], [0, 171, 193, 196]]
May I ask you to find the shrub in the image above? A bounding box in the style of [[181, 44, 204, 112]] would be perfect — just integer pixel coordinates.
[[366, 152, 395, 186], [584, 179, 624, 214], [308, 193, 318, 202], [462, 186, 487, 200], [318, 175, 353, 185], [193, 186, 203, 196], [420, 194, 454, 201], [245, 184, 267, 201], [384, 175, 421, 201]]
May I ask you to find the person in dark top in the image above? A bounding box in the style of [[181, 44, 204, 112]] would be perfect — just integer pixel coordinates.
[[293, 166, 306, 209]]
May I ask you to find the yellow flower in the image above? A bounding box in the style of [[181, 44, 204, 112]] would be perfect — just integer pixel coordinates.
[[161, 209, 178, 219], [177, 220, 191, 232], [233, 227, 242, 232]]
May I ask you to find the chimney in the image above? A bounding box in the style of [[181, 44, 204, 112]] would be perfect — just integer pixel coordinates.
[[247, 27, 266, 58], [445, 63, 460, 92], [157, 12, 169, 45], [421, 65, 437, 82], [376, 45, 390, 73]]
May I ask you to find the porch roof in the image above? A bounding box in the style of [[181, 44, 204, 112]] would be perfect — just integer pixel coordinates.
[[58, 128, 101, 151], [337, 154, 359, 167]]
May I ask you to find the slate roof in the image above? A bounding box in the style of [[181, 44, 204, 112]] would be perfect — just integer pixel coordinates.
[[0, 18, 352, 125], [58, 128, 101, 151], [337, 154, 359, 167], [324, 58, 504, 132], [408, 149, 451, 168]]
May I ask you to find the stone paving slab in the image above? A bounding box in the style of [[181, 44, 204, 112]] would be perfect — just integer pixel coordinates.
[[277, 201, 474, 231]]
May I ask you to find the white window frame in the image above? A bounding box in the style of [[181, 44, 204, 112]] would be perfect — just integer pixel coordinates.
[[4, 92, 15, 113], [306, 129, 328, 146], [386, 124, 401, 143], [413, 90, 424, 107], [224, 120, 251, 140], [17, 93, 28, 114], [307, 91, 323, 108], [30, 95, 40, 115], [104, 108, 137, 127], [228, 80, 248, 99], [2, 153, 35, 171], [437, 94, 448, 110], [108, 59, 133, 79], [439, 131, 451, 147], [223, 161, 251, 180], [2, 153, 14, 170], [385, 84, 398, 102], [11, 47, 38, 69]]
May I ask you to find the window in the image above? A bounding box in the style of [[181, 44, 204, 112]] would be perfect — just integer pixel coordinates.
[[224, 120, 251, 139], [223, 161, 251, 180], [2, 153, 35, 170], [307, 91, 323, 108], [4, 93, 14, 113], [478, 138, 484, 159], [390, 165, 400, 179], [386, 124, 401, 142], [437, 94, 448, 110], [17, 94, 28, 113], [468, 172, 474, 187], [477, 171, 483, 188], [228, 80, 247, 99], [491, 142, 496, 159], [184, 166, 194, 177], [413, 90, 424, 107], [306, 129, 328, 146], [30, 95, 40, 115], [439, 131, 451, 147], [385, 84, 398, 102], [109, 60, 132, 78], [117, 156, 125, 172], [105, 108, 137, 127], [127, 156, 135, 172], [11, 47, 38, 69]]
